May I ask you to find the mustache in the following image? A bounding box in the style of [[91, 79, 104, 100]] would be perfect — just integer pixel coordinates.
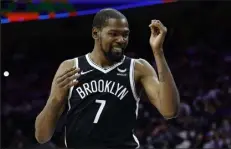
[[112, 44, 126, 50]]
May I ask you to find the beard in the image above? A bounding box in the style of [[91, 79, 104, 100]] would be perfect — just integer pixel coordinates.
[[103, 46, 125, 63], [100, 38, 125, 63]]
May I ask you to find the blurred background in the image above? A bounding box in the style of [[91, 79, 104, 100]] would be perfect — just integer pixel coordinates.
[[1, 1, 231, 149]]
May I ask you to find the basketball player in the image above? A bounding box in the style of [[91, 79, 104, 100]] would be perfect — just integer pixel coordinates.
[[35, 8, 180, 149]]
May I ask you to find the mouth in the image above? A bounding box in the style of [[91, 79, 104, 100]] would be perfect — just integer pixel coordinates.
[[112, 47, 123, 53]]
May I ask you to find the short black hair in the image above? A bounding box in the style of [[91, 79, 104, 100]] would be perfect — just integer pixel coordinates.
[[92, 8, 127, 29]]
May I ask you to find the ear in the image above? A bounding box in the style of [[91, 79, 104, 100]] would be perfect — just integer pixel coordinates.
[[92, 27, 99, 39]]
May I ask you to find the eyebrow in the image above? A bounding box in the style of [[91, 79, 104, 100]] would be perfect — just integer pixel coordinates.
[[109, 29, 130, 33]]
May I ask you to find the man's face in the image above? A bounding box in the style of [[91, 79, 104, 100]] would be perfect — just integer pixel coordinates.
[[98, 18, 130, 62]]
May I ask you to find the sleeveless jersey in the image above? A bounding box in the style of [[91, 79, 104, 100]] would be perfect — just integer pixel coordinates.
[[64, 54, 140, 149]]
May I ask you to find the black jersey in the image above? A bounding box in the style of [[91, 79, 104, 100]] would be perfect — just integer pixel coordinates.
[[64, 54, 140, 149]]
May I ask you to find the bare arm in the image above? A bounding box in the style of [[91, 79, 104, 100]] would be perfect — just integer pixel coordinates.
[[35, 96, 65, 144], [136, 19, 180, 119], [153, 52, 180, 118], [35, 59, 79, 143], [136, 57, 180, 119]]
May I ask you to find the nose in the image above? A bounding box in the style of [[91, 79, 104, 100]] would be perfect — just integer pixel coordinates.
[[117, 36, 126, 44]]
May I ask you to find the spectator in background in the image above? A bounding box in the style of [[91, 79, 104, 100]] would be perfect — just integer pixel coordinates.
[[2, 2, 231, 149]]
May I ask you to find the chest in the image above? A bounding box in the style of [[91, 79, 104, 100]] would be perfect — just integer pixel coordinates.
[[75, 68, 130, 99]]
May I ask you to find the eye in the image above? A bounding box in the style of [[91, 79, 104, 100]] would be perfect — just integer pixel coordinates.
[[109, 32, 118, 37], [123, 33, 129, 38]]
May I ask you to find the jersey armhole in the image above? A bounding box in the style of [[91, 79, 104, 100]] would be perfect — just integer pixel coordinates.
[[65, 58, 78, 148], [67, 58, 79, 111], [129, 59, 140, 102], [129, 59, 141, 148]]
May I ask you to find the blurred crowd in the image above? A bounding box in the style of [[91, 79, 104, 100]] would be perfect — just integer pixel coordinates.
[[2, 2, 231, 149], [135, 42, 231, 149], [2, 39, 231, 149]]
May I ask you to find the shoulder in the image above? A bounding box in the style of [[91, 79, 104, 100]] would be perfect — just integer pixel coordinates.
[[134, 58, 151, 67], [124, 56, 156, 73], [59, 55, 84, 69], [130, 58, 157, 81], [60, 58, 76, 68], [56, 57, 81, 74], [125, 56, 150, 67], [133, 58, 155, 74]]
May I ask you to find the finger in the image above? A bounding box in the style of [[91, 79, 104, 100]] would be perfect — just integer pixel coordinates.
[[57, 68, 80, 84], [152, 19, 162, 24], [59, 73, 80, 87], [152, 20, 157, 24], [156, 20, 164, 27], [149, 20, 156, 28], [150, 20, 165, 28], [64, 80, 79, 89], [150, 21, 167, 34], [153, 20, 166, 30], [151, 20, 159, 25], [60, 67, 76, 77], [56, 70, 77, 84], [150, 22, 160, 28], [149, 22, 159, 33], [149, 24, 159, 35], [60, 67, 80, 78]]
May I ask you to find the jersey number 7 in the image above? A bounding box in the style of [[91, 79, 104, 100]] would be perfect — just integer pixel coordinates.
[[93, 99, 106, 124]]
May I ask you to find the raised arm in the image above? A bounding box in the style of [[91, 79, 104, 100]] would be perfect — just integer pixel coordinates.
[[135, 20, 180, 119], [35, 59, 80, 143]]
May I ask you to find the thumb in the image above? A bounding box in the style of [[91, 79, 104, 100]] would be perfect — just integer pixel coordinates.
[[149, 24, 154, 34], [150, 27, 159, 37]]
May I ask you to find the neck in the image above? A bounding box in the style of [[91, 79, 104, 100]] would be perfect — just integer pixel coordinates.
[[89, 46, 114, 68]]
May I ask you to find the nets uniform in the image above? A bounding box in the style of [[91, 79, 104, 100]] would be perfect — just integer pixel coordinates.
[[64, 54, 140, 149]]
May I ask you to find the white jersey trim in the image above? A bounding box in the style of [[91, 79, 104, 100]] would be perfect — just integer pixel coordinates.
[[67, 58, 78, 110], [133, 133, 140, 149], [86, 53, 125, 74], [129, 59, 140, 103], [65, 57, 78, 148], [129, 59, 140, 148]]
